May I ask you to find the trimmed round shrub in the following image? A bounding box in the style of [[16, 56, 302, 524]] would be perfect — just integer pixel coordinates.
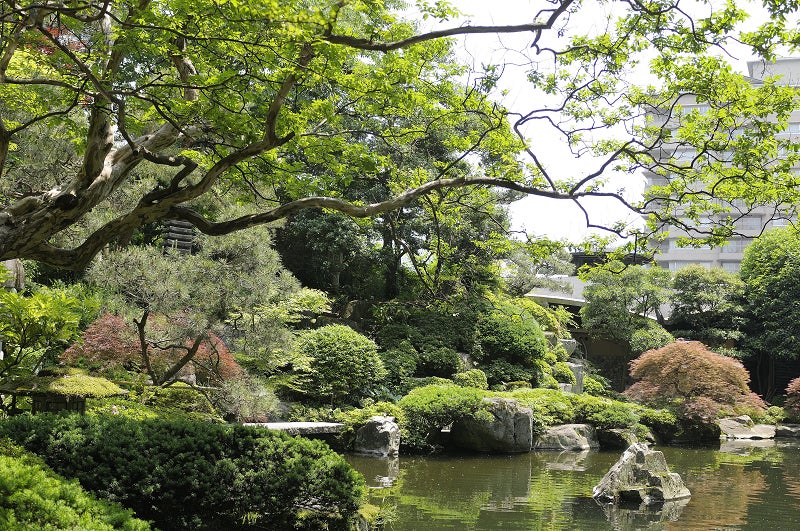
[[294, 324, 386, 405], [483, 359, 537, 388], [452, 369, 489, 390], [398, 384, 487, 452], [416, 347, 462, 378], [0, 414, 364, 530], [583, 374, 615, 397], [474, 312, 548, 364], [551, 361, 576, 384], [0, 441, 150, 530], [379, 341, 418, 394], [569, 394, 639, 429]]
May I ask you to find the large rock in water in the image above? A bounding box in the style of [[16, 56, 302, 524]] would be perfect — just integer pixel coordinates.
[[593, 443, 690, 505], [450, 398, 533, 453], [533, 424, 599, 451], [353, 416, 401, 457], [717, 415, 776, 440]]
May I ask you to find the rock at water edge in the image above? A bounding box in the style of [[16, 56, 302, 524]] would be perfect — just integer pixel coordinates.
[[593, 443, 690, 505], [450, 398, 533, 453], [533, 424, 599, 451], [353, 416, 401, 457]]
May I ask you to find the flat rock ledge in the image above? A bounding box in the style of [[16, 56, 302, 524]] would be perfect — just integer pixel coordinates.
[[534, 424, 599, 451], [776, 424, 800, 438], [593, 443, 690, 506], [717, 415, 776, 440]]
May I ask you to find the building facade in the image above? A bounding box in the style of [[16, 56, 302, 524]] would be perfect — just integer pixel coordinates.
[[645, 58, 800, 273]]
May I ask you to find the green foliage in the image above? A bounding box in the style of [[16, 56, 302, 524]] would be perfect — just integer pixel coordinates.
[[293, 325, 386, 405], [0, 414, 363, 530], [416, 347, 462, 378], [629, 321, 675, 355], [505, 388, 576, 429], [740, 227, 800, 361], [583, 375, 615, 398], [0, 286, 86, 382], [211, 374, 279, 423], [452, 369, 488, 390], [669, 265, 746, 347], [569, 394, 639, 430], [378, 341, 418, 395], [0, 441, 151, 531], [397, 384, 487, 452], [483, 359, 538, 389], [474, 309, 548, 365], [579, 262, 672, 344], [637, 408, 680, 442], [551, 362, 576, 384]]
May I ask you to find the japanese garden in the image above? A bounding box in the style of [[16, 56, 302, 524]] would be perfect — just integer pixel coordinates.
[[5, 0, 800, 529]]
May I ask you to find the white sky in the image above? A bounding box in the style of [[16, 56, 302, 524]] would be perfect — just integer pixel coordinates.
[[432, 0, 783, 243]]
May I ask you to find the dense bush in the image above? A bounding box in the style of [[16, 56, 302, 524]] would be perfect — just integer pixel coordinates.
[[0, 415, 364, 530], [452, 369, 489, 390], [0, 440, 150, 530], [624, 341, 766, 423], [583, 374, 615, 397], [416, 347, 462, 378], [504, 388, 575, 430], [293, 325, 386, 405], [551, 361, 576, 384], [379, 341, 418, 394], [483, 358, 538, 388], [637, 408, 680, 442], [397, 384, 487, 452], [473, 311, 548, 365], [628, 321, 674, 355], [569, 394, 639, 430]]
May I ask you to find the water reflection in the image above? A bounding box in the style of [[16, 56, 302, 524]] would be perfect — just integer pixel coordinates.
[[347, 443, 800, 530]]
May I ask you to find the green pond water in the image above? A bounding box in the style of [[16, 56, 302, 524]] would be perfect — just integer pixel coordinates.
[[346, 439, 800, 530]]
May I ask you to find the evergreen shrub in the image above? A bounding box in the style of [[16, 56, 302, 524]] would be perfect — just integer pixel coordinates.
[[452, 369, 488, 390], [0, 414, 363, 530], [0, 440, 150, 530], [551, 362, 576, 384], [397, 385, 487, 452], [294, 324, 386, 405], [416, 347, 462, 378]]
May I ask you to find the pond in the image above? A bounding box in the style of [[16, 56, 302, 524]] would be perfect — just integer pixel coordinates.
[[346, 439, 800, 530]]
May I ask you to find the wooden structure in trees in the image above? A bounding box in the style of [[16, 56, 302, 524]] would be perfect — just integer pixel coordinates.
[[162, 220, 195, 254]]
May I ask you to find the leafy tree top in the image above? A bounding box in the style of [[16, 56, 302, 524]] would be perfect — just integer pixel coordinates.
[[1, 0, 799, 267]]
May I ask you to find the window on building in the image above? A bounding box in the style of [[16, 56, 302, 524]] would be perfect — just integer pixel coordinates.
[[721, 239, 749, 253], [667, 261, 712, 272], [734, 216, 763, 231], [722, 262, 741, 273]]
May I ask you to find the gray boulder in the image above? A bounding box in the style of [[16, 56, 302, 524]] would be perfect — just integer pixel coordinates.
[[776, 424, 800, 438], [534, 424, 599, 451], [353, 416, 401, 457], [597, 428, 639, 450], [593, 443, 690, 505], [717, 415, 776, 440], [450, 398, 533, 453]]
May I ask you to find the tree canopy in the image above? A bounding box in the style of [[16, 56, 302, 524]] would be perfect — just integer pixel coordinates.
[[2, 0, 800, 268]]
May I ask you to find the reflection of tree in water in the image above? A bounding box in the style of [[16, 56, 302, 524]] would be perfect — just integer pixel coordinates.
[[664, 450, 768, 530]]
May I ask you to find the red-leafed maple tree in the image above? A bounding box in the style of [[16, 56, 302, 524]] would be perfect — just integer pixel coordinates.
[[624, 341, 765, 422], [62, 312, 241, 385]]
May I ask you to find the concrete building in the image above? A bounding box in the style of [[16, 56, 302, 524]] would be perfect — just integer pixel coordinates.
[[645, 58, 800, 273]]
